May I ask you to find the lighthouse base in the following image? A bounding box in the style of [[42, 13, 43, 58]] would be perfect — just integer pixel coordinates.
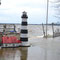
[[20, 42, 30, 47]]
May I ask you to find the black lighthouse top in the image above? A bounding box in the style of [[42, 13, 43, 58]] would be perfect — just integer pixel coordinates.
[[21, 11, 28, 18]]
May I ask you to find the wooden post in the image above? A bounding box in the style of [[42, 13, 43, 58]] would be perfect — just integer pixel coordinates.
[[14, 24, 16, 32], [52, 23, 54, 38], [3, 24, 6, 34], [42, 23, 45, 37]]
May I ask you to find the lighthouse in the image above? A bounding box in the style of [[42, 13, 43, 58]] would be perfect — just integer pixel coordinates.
[[20, 11, 29, 46]]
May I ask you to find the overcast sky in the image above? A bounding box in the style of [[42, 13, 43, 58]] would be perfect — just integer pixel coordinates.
[[0, 0, 59, 24]]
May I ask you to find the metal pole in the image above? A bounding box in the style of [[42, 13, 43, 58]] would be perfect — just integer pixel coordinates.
[[46, 0, 49, 38]]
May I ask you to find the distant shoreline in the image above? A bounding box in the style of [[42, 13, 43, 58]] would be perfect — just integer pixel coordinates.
[[0, 23, 60, 26]]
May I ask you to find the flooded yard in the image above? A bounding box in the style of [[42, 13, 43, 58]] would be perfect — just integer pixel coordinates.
[[0, 37, 60, 60], [0, 25, 60, 60]]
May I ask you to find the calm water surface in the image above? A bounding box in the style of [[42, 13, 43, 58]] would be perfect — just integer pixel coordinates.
[[0, 37, 60, 60]]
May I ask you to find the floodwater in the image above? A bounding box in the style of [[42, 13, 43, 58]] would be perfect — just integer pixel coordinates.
[[0, 37, 60, 60], [0, 25, 60, 60]]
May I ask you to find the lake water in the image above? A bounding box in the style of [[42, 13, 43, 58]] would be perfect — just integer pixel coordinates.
[[0, 25, 60, 60]]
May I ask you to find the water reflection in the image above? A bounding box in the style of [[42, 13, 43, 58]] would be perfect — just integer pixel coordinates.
[[0, 47, 28, 60], [0, 38, 60, 60], [21, 47, 28, 60]]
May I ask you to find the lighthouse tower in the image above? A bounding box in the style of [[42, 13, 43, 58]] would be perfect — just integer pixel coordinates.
[[20, 11, 29, 46]]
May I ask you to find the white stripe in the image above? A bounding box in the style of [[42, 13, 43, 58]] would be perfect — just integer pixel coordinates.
[[7, 44, 13, 47], [21, 26, 27, 29], [21, 42, 28, 46], [22, 19, 27, 22], [20, 34, 28, 38]]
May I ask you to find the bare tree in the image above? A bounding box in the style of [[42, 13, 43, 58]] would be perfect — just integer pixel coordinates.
[[53, 0, 60, 19]]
